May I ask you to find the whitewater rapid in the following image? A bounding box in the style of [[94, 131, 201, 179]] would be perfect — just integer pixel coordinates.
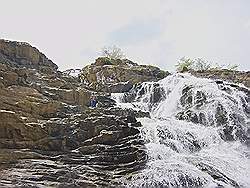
[[112, 73, 250, 187]]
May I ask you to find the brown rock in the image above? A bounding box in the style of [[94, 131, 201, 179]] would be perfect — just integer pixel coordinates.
[[0, 39, 58, 70], [1, 71, 18, 85], [83, 130, 118, 145], [0, 110, 47, 147], [80, 57, 169, 92], [16, 99, 62, 117], [75, 88, 92, 106], [57, 88, 91, 106]]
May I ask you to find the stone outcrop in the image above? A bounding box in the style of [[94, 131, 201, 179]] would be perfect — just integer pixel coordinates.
[[0, 39, 58, 71], [80, 57, 169, 92]]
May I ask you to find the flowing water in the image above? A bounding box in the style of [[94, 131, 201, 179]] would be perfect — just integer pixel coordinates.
[[112, 73, 250, 188]]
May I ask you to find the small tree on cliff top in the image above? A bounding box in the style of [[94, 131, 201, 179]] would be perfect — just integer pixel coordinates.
[[101, 45, 125, 60], [175, 57, 195, 72]]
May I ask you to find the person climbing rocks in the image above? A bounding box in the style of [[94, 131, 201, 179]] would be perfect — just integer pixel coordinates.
[[90, 96, 97, 108]]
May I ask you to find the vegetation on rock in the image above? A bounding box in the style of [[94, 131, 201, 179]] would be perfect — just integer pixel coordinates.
[[101, 45, 126, 60], [176, 57, 239, 72]]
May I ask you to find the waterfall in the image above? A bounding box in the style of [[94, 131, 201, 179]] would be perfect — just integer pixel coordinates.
[[113, 73, 250, 188]]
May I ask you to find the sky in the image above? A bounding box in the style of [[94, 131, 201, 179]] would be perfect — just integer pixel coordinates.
[[0, 0, 250, 71]]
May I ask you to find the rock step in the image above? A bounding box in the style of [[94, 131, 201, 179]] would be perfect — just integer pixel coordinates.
[[57, 149, 145, 165]]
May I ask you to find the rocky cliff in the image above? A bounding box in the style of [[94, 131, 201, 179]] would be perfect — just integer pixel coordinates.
[[0, 40, 149, 187], [0, 39, 249, 187]]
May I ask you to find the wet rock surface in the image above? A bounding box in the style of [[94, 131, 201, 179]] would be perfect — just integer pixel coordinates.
[[118, 74, 250, 187], [123, 74, 250, 145], [121, 82, 167, 112], [176, 81, 250, 143]]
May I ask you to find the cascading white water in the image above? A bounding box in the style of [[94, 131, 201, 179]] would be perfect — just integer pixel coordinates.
[[112, 73, 250, 188]]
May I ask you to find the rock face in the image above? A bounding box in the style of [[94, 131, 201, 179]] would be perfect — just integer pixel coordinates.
[[0, 40, 148, 187], [0, 39, 58, 71], [80, 57, 169, 92], [190, 69, 250, 88], [0, 107, 147, 187]]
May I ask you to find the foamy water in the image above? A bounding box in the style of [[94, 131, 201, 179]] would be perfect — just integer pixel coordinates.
[[112, 73, 250, 187]]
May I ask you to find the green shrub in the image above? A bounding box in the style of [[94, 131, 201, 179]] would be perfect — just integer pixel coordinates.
[[175, 57, 238, 72], [175, 57, 195, 72]]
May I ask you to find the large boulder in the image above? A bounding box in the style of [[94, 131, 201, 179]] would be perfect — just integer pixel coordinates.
[[80, 57, 169, 92]]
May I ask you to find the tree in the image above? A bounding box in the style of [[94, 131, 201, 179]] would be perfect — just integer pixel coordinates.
[[175, 57, 195, 72], [101, 45, 125, 60]]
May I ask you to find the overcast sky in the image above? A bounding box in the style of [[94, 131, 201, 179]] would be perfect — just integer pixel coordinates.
[[0, 0, 250, 71]]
